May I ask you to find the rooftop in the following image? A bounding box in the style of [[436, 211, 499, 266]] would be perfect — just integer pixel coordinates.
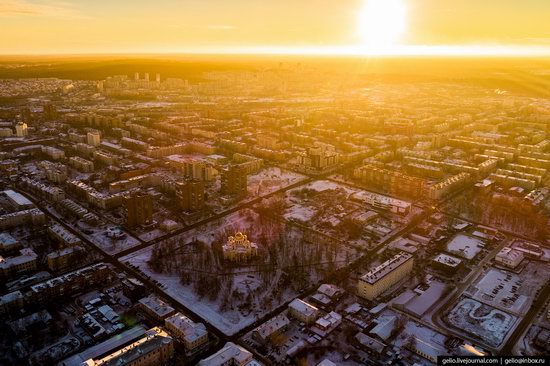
[[198, 342, 255, 366], [165, 312, 207, 342], [360, 253, 413, 285]]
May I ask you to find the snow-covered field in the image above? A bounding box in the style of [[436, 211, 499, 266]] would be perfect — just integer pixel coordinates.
[[120, 208, 360, 335], [446, 297, 518, 348], [247, 167, 306, 197], [77, 221, 141, 255], [122, 248, 261, 335]]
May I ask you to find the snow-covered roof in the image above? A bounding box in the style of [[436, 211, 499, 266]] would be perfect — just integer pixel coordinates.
[[138, 295, 175, 319], [369, 315, 396, 341], [432, 253, 462, 267], [165, 312, 207, 343], [317, 284, 343, 299], [289, 298, 318, 317], [198, 342, 254, 366], [253, 314, 289, 340], [360, 253, 412, 285]]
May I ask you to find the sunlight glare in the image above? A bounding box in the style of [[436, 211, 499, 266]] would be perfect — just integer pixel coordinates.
[[357, 0, 407, 51]]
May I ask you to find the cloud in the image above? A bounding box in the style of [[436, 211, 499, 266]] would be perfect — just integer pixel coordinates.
[[0, 0, 86, 18]]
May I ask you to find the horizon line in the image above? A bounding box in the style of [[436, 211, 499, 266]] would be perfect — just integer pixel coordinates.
[[2, 44, 550, 58]]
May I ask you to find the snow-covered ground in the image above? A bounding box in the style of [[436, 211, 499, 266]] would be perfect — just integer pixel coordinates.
[[120, 209, 360, 335], [466, 268, 528, 315], [138, 229, 168, 242], [121, 248, 261, 335], [247, 167, 306, 197], [284, 205, 317, 222], [466, 265, 550, 316], [446, 297, 518, 348], [77, 221, 141, 255]]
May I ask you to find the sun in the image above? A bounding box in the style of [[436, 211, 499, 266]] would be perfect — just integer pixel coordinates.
[[357, 0, 407, 50]]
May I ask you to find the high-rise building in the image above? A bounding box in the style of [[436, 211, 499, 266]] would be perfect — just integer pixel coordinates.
[[43, 103, 57, 120], [155, 73, 161, 83], [176, 180, 205, 212], [20, 107, 32, 122], [15, 122, 28, 137], [134, 72, 140, 81], [184, 159, 214, 181], [87, 131, 101, 147], [125, 192, 153, 227], [220, 164, 248, 197]]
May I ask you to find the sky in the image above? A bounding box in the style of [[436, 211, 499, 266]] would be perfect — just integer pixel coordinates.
[[1, 0, 550, 55]]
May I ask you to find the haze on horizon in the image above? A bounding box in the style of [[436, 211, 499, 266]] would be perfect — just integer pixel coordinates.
[[1, 0, 550, 56]]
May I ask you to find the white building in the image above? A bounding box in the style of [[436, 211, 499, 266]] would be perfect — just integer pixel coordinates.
[[198, 342, 260, 366], [495, 247, 524, 269], [288, 298, 319, 324], [312, 311, 342, 336], [15, 122, 28, 137]]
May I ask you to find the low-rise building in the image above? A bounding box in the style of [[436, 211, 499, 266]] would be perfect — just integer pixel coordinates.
[[165, 312, 208, 352], [48, 223, 82, 246], [2, 189, 34, 210], [288, 299, 319, 324], [0, 248, 38, 280], [355, 332, 386, 355], [252, 314, 290, 345], [198, 342, 258, 366], [0, 233, 21, 253], [431, 253, 463, 275], [0, 291, 24, 315], [495, 247, 524, 269], [46, 246, 85, 272], [316, 284, 344, 301], [312, 311, 342, 336], [81, 327, 174, 366], [138, 295, 176, 321]]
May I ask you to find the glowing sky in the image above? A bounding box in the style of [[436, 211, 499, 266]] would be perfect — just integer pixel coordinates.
[[1, 0, 549, 55]]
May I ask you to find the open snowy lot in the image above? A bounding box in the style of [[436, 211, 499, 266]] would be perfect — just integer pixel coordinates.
[[77, 221, 141, 255], [445, 297, 518, 348], [247, 166, 307, 197]]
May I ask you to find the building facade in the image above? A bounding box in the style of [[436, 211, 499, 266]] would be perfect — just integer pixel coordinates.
[[358, 253, 414, 301]]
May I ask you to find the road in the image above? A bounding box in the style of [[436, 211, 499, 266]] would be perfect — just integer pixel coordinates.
[[10, 167, 428, 364], [15, 168, 525, 362], [501, 278, 550, 354], [114, 176, 313, 259]]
